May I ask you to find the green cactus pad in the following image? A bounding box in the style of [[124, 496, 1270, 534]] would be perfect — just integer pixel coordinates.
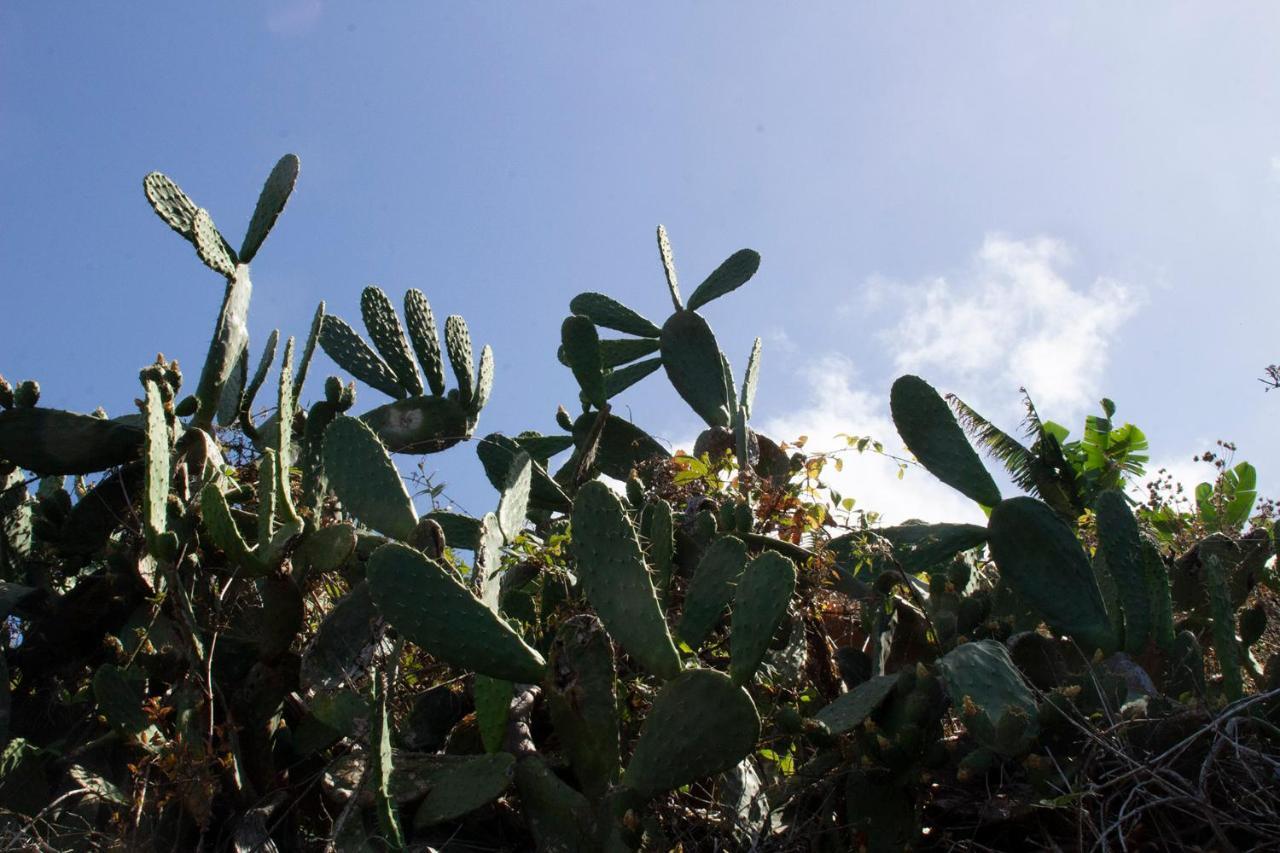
[[239, 329, 279, 425], [988, 497, 1114, 653], [1142, 535, 1175, 653], [570, 481, 681, 679], [622, 669, 759, 798], [641, 498, 676, 600], [0, 408, 143, 475], [360, 395, 471, 454], [678, 535, 749, 649], [546, 614, 620, 799], [515, 756, 599, 852], [410, 752, 516, 828], [686, 249, 761, 312], [497, 452, 532, 542], [470, 345, 494, 417], [598, 337, 661, 369], [319, 314, 406, 400], [657, 224, 683, 311], [424, 511, 481, 551], [473, 675, 511, 754], [367, 542, 546, 683], [293, 522, 357, 578], [404, 289, 446, 396], [142, 172, 199, 240], [813, 674, 897, 734], [569, 412, 670, 481], [361, 287, 423, 396], [300, 582, 380, 691], [561, 315, 606, 409], [660, 310, 732, 428], [1094, 490, 1153, 654], [193, 264, 253, 427], [740, 337, 762, 420], [729, 552, 797, 685], [478, 434, 572, 513], [444, 315, 475, 406], [192, 209, 237, 278], [239, 153, 299, 264], [141, 380, 174, 560], [294, 301, 325, 398], [936, 641, 1039, 757], [603, 357, 663, 401], [569, 292, 661, 338], [372, 674, 406, 848], [890, 375, 1001, 507], [1205, 555, 1243, 701], [216, 343, 249, 427], [323, 416, 417, 541]]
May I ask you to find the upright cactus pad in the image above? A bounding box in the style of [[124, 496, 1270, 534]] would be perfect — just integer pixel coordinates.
[[988, 497, 1114, 653], [561, 316, 605, 409], [622, 669, 760, 798], [362, 286, 423, 396], [661, 310, 732, 428], [570, 481, 681, 680], [1094, 490, 1153, 654], [729, 552, 797, 685], [444, 315, 475, 406], [192, 209, 238, 278], [239, 153, 299, 264], [890, 375, 1001, 507], [323, 416, 417, 541], [1205, 555, 1243, 701], [368, 542, 546, 683], [678, 535, 749, 650], [404, 289, 446, 396], [657, 224, 682, 310], [546, 614, 621, 799]]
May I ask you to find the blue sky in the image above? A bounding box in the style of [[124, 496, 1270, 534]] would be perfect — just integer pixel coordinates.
[[4, 4, 1280, 521]]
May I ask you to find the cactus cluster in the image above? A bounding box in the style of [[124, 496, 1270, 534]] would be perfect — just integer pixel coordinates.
[[0, 155, 1275, 851]]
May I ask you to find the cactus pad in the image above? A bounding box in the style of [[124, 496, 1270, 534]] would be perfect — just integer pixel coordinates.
[[686, 249, 761, 312], [361, 286, 423, 396], [319, 314, 406, 400], [678, 534, 748, 649], [660, 310, 732, 428], [890, 375, 1001, 507], [239, 153, 299, 263], [988, 497, 1114, 653], [570, 481, 681, 679], [404, 289, 446, 396], [367, 542, 546, 683], [622, 669, 759, 798], [322, 416, 417, 540], [569, 292, 662, 338], [729, 552, 796, 685]]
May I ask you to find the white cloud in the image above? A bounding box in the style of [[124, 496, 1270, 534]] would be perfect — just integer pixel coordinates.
[[760, 354, 986, 525], [1270, 154, 1280, 183], [882, 234, 1141, 419]]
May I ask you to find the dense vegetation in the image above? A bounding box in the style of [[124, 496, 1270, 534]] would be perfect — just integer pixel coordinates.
[[0, 155, 1277, 851]]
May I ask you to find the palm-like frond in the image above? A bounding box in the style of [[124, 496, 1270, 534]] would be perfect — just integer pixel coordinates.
[[946, 393, 1041, 494]]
